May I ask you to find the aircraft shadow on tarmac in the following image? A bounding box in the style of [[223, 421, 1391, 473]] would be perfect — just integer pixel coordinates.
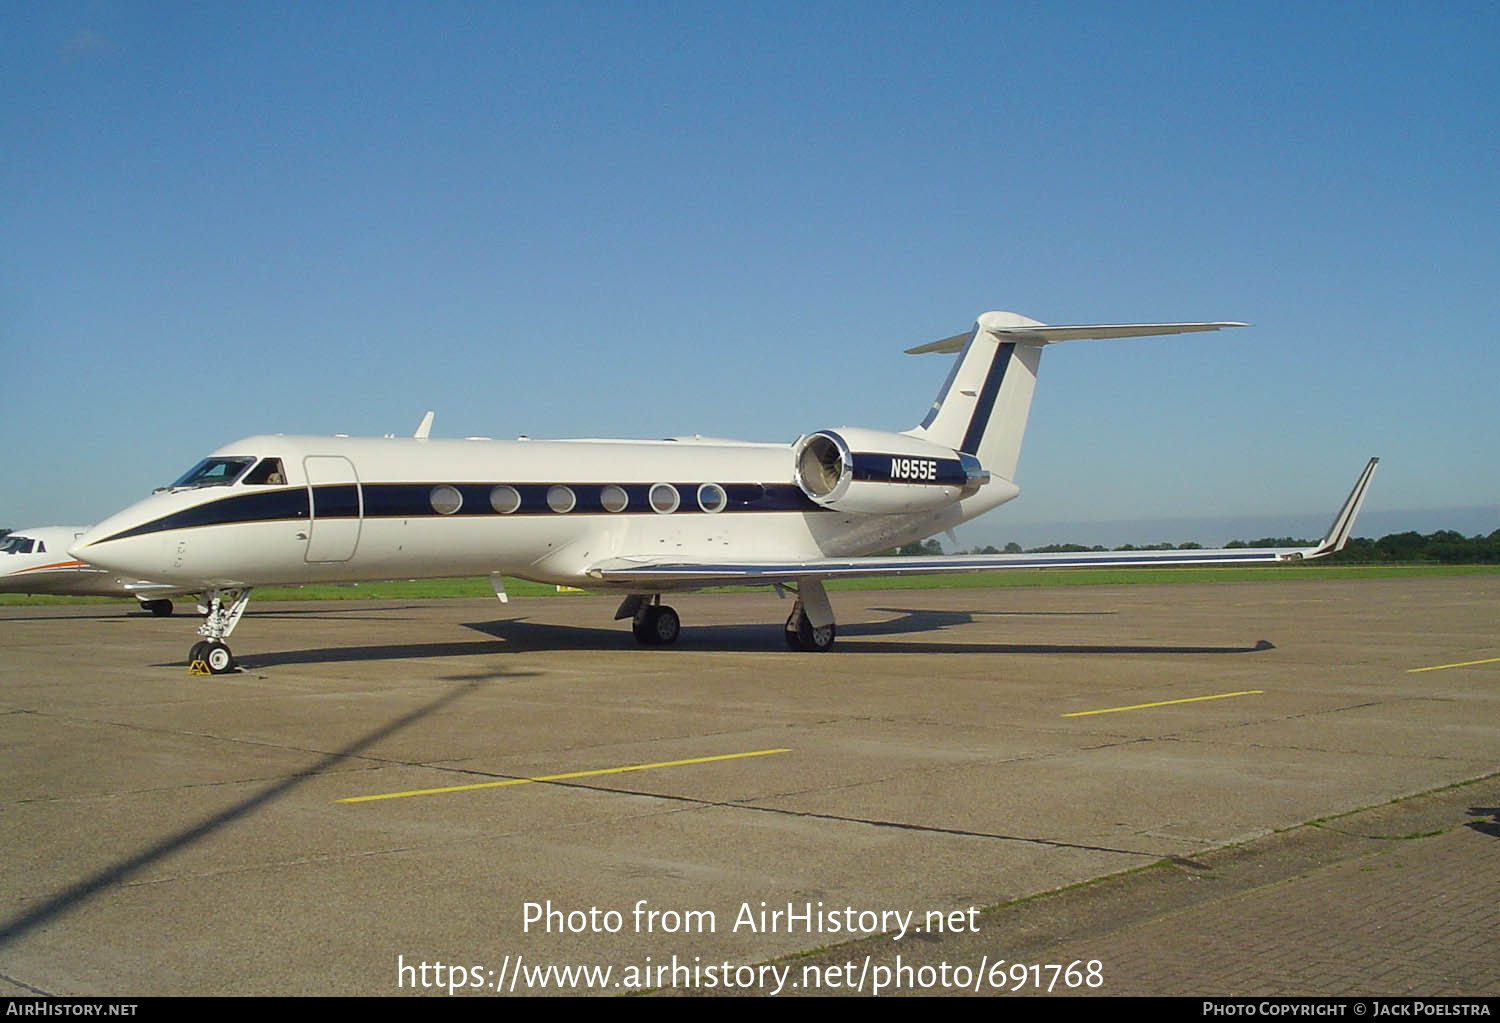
[[152, 639, 520, 670], [152, 608, 1275, 669], [1468, 806, 1500, 840], [449, 609, 1274, 656]]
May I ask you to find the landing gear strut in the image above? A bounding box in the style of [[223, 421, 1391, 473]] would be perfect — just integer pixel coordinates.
[[188, 587, 253, 674]]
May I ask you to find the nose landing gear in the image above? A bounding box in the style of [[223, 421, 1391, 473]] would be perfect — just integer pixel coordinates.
[[187, 588, 253, 675]]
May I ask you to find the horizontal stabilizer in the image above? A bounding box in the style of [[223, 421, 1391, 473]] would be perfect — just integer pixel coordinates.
[[906, 320, 1248, 355]]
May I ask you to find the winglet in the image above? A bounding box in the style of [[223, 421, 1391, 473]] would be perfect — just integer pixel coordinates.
[[414, 411, 435, 440], [1306, 457, 1380, 557]]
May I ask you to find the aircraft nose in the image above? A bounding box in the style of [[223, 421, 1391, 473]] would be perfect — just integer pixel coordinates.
[[69, 521, 144, 574], [68, 524, 106, 561]]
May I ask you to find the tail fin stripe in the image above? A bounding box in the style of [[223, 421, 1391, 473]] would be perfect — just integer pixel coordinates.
[[917, 328, 975, 430], [960, 342, 1015, 455]]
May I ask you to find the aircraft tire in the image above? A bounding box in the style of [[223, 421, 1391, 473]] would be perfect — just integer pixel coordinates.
[[784, 610, 805, 650], [205, 642, 235, 674], [652, 605, 681, 645], [148, 600, 174, 617], [632, 607, 661, 645], [189, 641, 209, 666], [796, 613, 836, 652]]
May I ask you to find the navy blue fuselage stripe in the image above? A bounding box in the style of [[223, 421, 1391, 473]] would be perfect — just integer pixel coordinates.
[[360, 482, 811, 517], [99, 488, 313, 543], [849, 453, 966, 486], [95, 482, 826, 543], [313, 484, 360, 518], [960, 341, 1014, 455]]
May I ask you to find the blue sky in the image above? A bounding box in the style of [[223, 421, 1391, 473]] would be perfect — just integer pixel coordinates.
[[3, 2, 1496, 548]]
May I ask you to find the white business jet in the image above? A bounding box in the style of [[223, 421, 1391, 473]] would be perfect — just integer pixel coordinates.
[[1, 526, 182, 614], [71, 311, 1377, 673]]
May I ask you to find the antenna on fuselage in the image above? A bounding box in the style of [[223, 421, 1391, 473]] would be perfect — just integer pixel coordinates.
[[414, 411, 435, 439]]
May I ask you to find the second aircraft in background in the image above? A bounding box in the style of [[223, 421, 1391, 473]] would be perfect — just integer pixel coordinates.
[[2, 525, 185, 615]]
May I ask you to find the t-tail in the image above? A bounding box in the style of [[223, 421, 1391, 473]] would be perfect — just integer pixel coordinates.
[[903, 311, 1249, 483]]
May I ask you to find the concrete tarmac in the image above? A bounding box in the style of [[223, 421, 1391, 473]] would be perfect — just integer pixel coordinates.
[[0, 575, 1496, 997]]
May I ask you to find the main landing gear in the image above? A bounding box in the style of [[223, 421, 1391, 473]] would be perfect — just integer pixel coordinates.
[[783, 578, 837, 652], [784, 599, 836, 652], [622, 595, 682, 646], [616, 579, 839, 651], [137, 598, 174, 617], [187, 587, 253, 675]]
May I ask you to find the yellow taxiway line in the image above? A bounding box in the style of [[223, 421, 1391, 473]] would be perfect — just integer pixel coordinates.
[[1062, 690, 1263, 718], [338, 748, 791, 803], [1407, 656, 1500, 674]]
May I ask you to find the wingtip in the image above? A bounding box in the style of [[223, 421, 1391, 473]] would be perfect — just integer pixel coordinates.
[[1316, 457, 1380, 555]]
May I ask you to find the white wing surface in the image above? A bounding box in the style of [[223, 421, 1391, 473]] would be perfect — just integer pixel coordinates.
[[587, 459, 1378, 589]]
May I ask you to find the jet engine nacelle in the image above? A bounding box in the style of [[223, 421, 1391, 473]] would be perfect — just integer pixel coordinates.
[[793, 427, 990, 515]]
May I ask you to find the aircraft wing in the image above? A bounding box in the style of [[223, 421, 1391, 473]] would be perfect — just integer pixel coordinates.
[[586, 458, 1378, 589]]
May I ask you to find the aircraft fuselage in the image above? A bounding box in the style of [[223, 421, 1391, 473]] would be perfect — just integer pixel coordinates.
[[77, 434, 1018, 591]]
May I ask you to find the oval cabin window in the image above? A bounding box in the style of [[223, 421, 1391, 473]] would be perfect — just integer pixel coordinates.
[[547, 486, 576, 513], [601, 485, 629, 513], [697, 483, 727, 514], [490, 485, 521, 514], [649, 483, 680, 514]]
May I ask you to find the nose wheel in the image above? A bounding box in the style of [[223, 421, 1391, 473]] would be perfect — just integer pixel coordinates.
[[188, 640, 236, 675], [187, 587, 253, 674]]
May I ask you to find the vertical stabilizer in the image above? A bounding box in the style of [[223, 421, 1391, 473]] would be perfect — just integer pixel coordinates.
[[904, 311, 1046, 482]]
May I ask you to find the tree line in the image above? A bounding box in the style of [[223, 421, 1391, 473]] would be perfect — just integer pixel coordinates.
[[906, 528, 1500, 564]]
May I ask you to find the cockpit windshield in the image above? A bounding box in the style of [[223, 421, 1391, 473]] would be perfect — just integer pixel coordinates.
[[0, 535, 37, 555], [168, 456, 256, 490]]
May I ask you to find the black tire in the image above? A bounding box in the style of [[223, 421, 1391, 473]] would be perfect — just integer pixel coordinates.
[[632, 607, 660, 645], [652, 605, 681, 645], [796, 612, 836, 652], [149, 600, 174, 617], [205, 642, 235, 674], [784, 609, 804, 650], [189, 641, 209, 666]]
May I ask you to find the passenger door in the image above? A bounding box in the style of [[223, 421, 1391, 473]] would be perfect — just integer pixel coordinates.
[[303, 455, 363, 562]]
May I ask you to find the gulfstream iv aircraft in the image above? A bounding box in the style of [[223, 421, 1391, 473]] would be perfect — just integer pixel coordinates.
[[72, 311, 1378, 673], [1, 526, 184, 613]]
